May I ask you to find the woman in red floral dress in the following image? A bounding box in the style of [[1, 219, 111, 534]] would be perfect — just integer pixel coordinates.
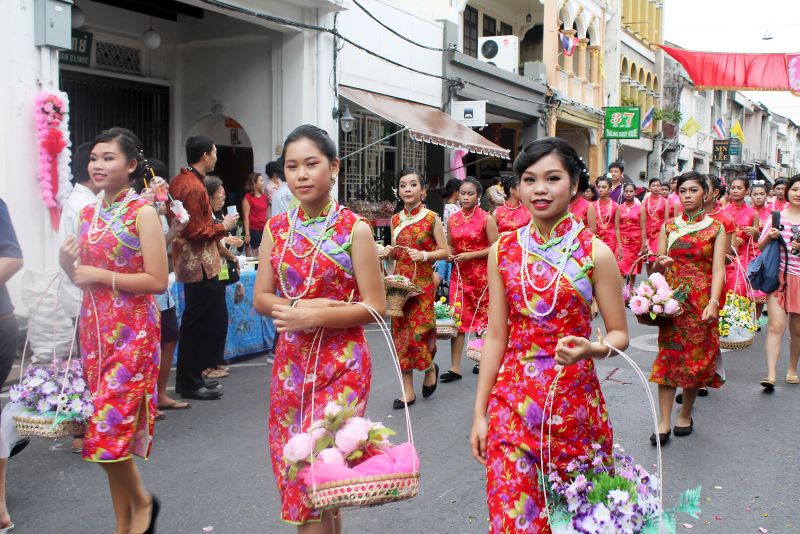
[[442, 178, 498, 382], [617, 182, 646, 283], [723, 177, 760, 298], [59, 128, 167, 534], [383, 169, 448, 409], [253, 125, 384, 532], [492, 175, 531, 234], [588, 176, 621, 259], [650, 171, 726, 446], [470, 138, 628, 533], [644, 177, 669, 274]]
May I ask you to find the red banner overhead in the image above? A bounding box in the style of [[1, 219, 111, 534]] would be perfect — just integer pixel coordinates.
[[661, 45, 800, 92]]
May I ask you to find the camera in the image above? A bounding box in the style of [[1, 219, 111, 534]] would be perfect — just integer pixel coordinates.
[[792, 226, 800, 256]]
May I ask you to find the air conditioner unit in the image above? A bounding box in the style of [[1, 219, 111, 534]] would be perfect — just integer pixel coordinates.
[[478, 35, 519, 74]]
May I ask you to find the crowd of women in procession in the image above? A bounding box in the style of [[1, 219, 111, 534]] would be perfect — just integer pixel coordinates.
[[14, 117, 795, 533]]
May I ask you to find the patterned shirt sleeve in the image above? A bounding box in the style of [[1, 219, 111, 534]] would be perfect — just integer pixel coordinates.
[[182, 187, 228, 242]]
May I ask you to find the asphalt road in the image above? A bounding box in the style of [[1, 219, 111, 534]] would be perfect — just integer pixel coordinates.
[[4, 310, 799, 533]]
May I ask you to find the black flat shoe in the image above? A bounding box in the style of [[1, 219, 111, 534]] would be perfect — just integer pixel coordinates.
[[472, 364, 480, 374], [439, 370, 462, 383], [392, 397, 416, 409], [649, 431, 671, 446], [180, 387, 222, 400], [9, 437, 30, 458], [142, 494, 160, 534], [422, 363, 439, 398], [675, 393, 682, 404], [673, 419, 694, 437], [697, 387, 708, 397]]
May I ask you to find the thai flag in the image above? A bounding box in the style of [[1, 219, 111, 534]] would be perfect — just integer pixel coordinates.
[[713, 118, 726, 139], [640, 107, 655, 130], [560, 33, 577, 56]]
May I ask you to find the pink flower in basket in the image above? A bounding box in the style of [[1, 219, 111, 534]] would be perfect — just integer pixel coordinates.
[[652, 304, 663, 314], [629, 295, 649, 315], [636, 284, 654, 298], [283, 432, 314, 463], [317, 447, 346, 466], [655, 285, 672, 301], [335, 417, 371, 456], [648, 272, 668, 288], [664, 298, 680, 315]]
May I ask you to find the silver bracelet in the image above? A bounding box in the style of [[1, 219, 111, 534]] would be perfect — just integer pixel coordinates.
[[112, 271, 117, 293], [422, 250, 428, 262], [709, 298, 720, 307]]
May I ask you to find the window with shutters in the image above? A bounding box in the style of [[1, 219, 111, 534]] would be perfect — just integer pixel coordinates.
[[463, 6, 478, 57], [500, 22, 513, 36]]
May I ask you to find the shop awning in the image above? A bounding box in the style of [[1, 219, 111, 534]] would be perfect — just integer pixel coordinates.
[[339, 86, 510, 159]]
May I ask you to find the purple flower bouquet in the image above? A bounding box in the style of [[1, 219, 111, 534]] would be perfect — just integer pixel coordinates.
[[541, 445, 701, 533], [10, 359, 93, 438]]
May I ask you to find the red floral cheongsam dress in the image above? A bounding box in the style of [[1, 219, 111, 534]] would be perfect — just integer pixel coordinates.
[[722, 202, 757, 298], [593, 199, 618, 253], [618, 199, 643, 275], [494, 202, 531, 235], [448, 207, 491, 333], [78, 191, 160, 462], [651, 215, 725, 389], [391, 205, 438, 371], [267, 202, 372, 525], [644, 194, 668, 254], [486, 215, 612, 533], [569, 196, 590, 226]]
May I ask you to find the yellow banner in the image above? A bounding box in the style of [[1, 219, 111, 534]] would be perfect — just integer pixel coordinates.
[[730, 119, 746, 144], [680, 116, 701, 137]]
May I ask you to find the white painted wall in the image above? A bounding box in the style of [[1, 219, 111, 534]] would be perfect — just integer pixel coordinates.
[[338, 0, 443, 107]]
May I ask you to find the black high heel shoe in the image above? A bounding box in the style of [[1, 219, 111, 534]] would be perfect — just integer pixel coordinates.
[[143, 494, 160, 534], [649, 431, 671, 446]]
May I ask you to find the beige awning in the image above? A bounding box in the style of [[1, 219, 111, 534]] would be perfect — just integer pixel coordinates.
[[339, 86, 510, 159]]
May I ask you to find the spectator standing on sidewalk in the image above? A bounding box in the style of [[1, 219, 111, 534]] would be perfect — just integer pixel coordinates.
[[0, 198, 23, 532], [168, 135, 238, 400]]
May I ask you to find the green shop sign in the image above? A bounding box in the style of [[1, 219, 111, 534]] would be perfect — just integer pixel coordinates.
[[604, 106, 641, 139], [59, 30, 93, 67]]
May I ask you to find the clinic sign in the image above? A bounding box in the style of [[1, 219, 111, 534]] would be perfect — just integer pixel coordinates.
[[59, 30, 93, 67], [604, 106, 641, 139]]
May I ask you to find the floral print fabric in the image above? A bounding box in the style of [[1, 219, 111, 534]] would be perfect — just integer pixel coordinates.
[[722, 202, 757, 297], [391, 206, 438, 371], [485, 217, 612, 533], [267, 203, 371, 525], [448, 208, 491, 333], [78, 192, 160, 462], [651, 215, 725, 389], [644, 194, 668, 253], [494, 203, 531, 235], [593, 199, 618, 253], [618, 200, 643, 275]]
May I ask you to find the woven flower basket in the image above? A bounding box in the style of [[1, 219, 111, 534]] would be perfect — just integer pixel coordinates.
[[635, 307, 683, 327], [720, 337, 755, 351], [386, 294, 409, 317], [384, 277, 422, 317], [466, 347, 482, 363], [14, 415, 84, 439], [436, 319, 458, 339], [308, 472, 419, 511]]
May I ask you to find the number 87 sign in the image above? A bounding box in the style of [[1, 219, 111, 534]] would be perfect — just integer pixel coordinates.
[[604, 106, 641, 139]]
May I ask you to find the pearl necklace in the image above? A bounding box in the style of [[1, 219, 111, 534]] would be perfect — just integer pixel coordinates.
[[519, 221, 579, 318], [87, 189, 136, 245], [645, 195, 663, 219], [277, 201, 338, 301], [461, 206, 478, 221], [503, 200, 522, 211], [595, 199, 614, 229]]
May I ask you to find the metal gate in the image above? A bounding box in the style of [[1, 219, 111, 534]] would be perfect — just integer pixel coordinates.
[[60, 69, 170, 167]]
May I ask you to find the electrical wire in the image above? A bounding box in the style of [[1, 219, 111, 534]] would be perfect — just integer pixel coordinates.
[[352, 0, 456, 52]]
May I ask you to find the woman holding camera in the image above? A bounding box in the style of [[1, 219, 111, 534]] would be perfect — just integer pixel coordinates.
[[759, 174, 800, 389]]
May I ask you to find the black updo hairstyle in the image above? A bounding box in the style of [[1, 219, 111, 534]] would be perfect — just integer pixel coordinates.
[[90, 127, 144, 182], [584, 184, 599, 201], [728, 176, 749, 190], [676, 171, 709, 193], [133, 158, 169, 194], [501, 175, 520, 197], [461, 176, 483, 197], [595, 175, 612, 188], [513, 137, 590, 197], [623, 181, 637, 192], [396, 167, 427, 188], [443, 178, 462, 199], [706, 174, 724, 200], [281, 124, 338, 164]]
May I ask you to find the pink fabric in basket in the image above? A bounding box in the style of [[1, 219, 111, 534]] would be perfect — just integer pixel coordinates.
[[303, 442, 419, 485]]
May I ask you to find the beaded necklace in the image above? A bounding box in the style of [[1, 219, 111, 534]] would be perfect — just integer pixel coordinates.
[[87, 189, 136, 245], [277, 200, 338, 301], [645, 194, 663, 219], [595, 198, 614, 228], [519, 218, 579, 318], [503, 200, 522, 211], [461, 205, 478, 220]]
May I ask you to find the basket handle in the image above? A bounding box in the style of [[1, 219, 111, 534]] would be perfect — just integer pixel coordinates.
[[538, 340, 664, 524]]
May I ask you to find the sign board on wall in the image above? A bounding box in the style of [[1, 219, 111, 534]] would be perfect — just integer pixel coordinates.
[[729, 138, 741, 156], [450, 100, 487, 127], [712, 139, 730, 162], [603, 106, 640, 139], [59, 30, 93, 67]]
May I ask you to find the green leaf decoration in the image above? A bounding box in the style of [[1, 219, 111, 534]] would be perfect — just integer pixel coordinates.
[[287, 464, 300, 481], [659, 511, 677, 534], [586, 472, 638, 505], [649, 311, 657, 320], [668, 485, 702, 518]]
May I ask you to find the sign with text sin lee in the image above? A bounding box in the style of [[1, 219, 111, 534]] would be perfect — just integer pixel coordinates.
[[59, 30, 93, 67], [604, 106, 641, 139], [712, 139, 730, 162], [450, 100, 487, 128]]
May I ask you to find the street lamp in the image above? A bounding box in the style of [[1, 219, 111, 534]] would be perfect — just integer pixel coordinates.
[[333, 104, 355, 133]]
